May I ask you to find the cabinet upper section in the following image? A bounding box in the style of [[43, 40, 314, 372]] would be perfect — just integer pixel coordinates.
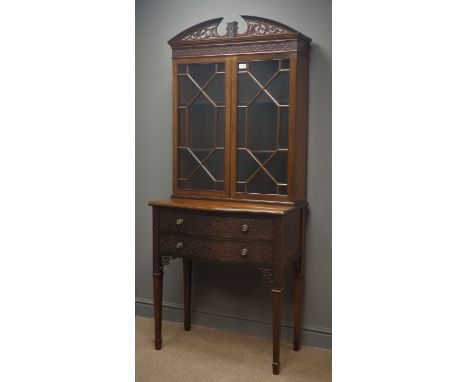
[[167, 16, 311, 58], [169, 17, 311, 205]]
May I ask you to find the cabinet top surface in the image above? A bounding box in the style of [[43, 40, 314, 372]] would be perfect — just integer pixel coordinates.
[[149, 198, 299, 215]]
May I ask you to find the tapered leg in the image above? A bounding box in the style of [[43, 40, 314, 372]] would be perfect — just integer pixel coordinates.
[[293, 261, 304, 351], [153, 272, 163, 350], [183, 260, 192, 331], [294, 207, 307, 351], [272, 288, 283, 375]]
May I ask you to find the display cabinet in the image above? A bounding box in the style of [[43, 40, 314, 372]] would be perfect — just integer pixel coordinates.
[[149, 16, 311, 375]]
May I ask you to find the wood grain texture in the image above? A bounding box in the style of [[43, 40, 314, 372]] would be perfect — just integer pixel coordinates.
[[272, 288, 283, 375], [152, 207, 161, 273], [183, 259, 192, 331], [293, 52, 310, 201], [293, 206, 307, 351], [149, 198, 297, 215], [153, 272, 163, 350], [283, 207, 301, 263]]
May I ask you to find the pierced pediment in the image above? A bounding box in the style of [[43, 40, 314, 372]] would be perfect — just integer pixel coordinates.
[[177, 17, 223, 41], [168, 16, 309, 45], [240, 15, 297, 36]]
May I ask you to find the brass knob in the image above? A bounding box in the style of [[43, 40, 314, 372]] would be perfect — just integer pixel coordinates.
[[241, 248, 248, 257], [241, 224, 249, 232], [176, 218, 184, 226], [176, 242, 184, 249]]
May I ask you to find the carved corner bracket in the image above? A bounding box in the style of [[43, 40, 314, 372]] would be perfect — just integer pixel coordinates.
[[257, 267, 274, 285], [160, 255, 175, 267]]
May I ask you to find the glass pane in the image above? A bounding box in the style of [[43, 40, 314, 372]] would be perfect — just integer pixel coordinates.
[[188, 94, 216, 149], [265, 151, 288, 184], [237, 149, 258, 181], [238, 73, 260, 106], [178, 148, 198, 178], [279, 107, 288, 149], [249, 60, 279, 85], [179, 108, 186, 146], [217, 108, 225, 147], [266, 71, 289, 105], [247, 92, 277, 151], [191, 148, 212, 163], [178, 76, 199, 106], [247, 170, 276, 194], [236, 59, 290, 197], [251, 151, 274, 164], [237, 107, 246, 147], [188, 167, 215, 190], [204, 149, 224, 180], [188, 63, 215, 88], [178, 62, 225, 193], [205, 74, 225, 105]]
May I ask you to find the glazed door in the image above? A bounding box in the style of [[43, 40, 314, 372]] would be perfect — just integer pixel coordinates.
[[176, 60, 229, 195], [233, 57, 291, 199]]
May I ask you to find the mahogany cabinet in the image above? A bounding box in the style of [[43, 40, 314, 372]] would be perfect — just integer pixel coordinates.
[[149, 16, 311, 375]]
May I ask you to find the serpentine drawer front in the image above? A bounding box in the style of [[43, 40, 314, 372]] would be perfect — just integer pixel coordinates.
[[159, 208, 275, 240], [159, 233, 273, 265]]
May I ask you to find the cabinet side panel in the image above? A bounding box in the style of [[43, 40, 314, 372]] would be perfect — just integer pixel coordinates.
[[294, 53, 309, 201], [284, 208, 301, 263], [172, 61, 178, 194]]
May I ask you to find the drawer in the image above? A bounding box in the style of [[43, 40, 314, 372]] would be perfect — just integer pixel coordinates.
[[159, 233, 272, 265], [159, 208, 274, 240]]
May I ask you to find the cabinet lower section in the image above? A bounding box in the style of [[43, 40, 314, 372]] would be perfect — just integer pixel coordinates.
[[150, 198, 307, 375]]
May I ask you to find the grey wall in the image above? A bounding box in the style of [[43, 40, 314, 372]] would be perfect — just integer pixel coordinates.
[[136, 0, 331, 348]]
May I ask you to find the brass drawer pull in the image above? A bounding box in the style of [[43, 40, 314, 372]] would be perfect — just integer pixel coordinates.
[[241, 224, 249, 232], [241, 248, 248, 257], [176, 218, 184, 226], [176, 241, 184, 249]]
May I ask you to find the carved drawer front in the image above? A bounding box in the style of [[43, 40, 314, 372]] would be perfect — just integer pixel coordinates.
[[159, 208, 274, 240], [159, 233, 273, 265]]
